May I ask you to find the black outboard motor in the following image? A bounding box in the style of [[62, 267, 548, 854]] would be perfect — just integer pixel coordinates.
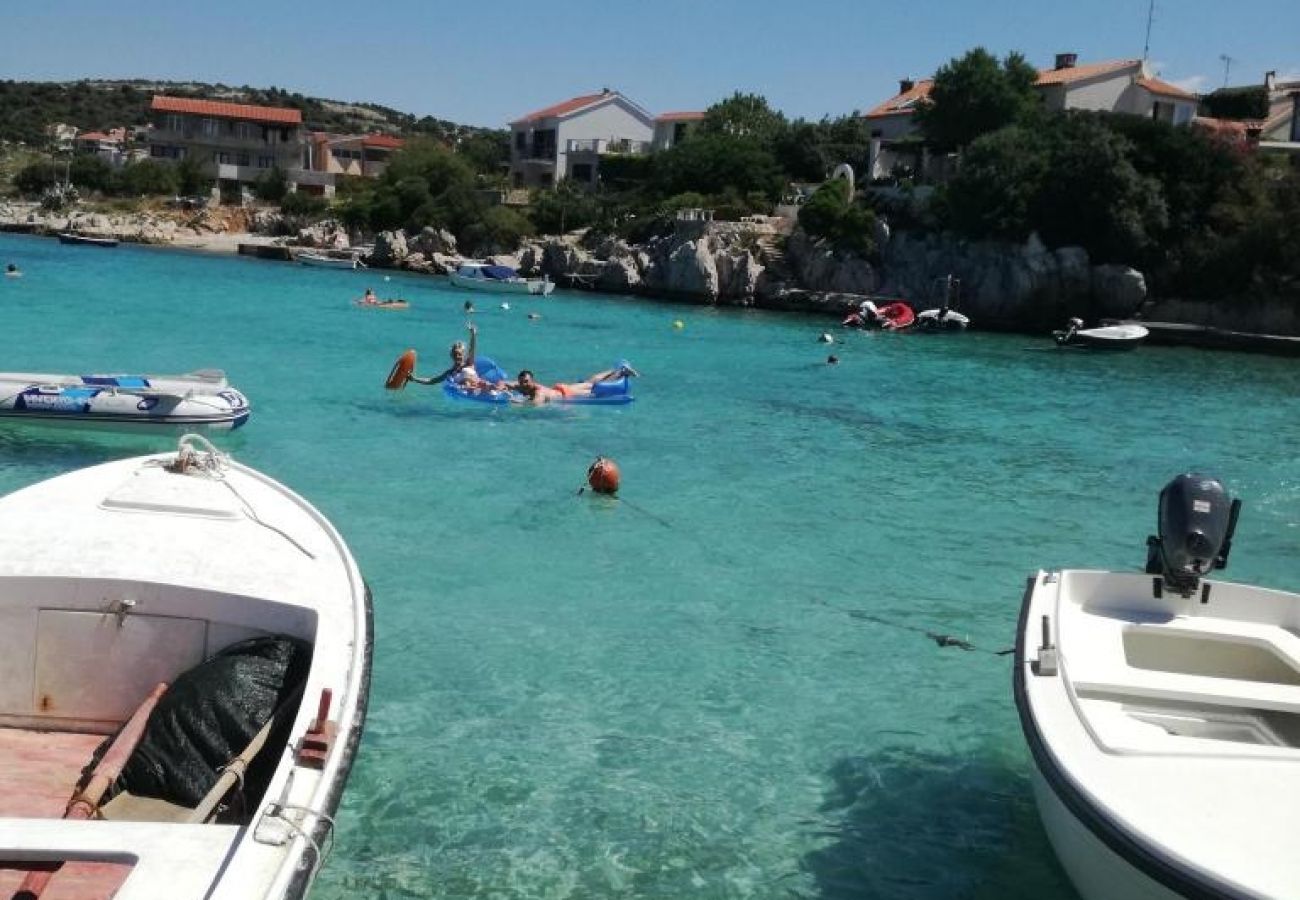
[[1145, 474, 1241, 596]]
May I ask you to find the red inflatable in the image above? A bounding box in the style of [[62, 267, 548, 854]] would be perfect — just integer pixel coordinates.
[[878, 302, 915, 330]]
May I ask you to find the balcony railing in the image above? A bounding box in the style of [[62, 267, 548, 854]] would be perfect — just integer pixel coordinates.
[[565, 138, 650, 155]]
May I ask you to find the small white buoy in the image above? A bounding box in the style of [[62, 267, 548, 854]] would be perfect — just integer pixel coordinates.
[[383, 275, 391, 282], [818, 333, 834, 344], [501, 302, 510, 310]]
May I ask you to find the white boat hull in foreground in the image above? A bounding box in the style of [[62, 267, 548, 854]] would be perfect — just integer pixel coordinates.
[[0, 370, 250, 433], [0, 437, 371, 900], [1016, 562, 1300, 897]]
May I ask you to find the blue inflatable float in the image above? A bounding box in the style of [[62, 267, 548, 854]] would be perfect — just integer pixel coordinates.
[[441, 356, 634, 406]]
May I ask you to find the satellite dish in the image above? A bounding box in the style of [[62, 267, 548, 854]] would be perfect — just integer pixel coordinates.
[[830, 163, 855, 198]]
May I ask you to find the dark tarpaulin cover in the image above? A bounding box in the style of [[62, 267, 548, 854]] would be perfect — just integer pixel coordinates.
[[84, 635, 312, 822], [482, 265, 517, 280]]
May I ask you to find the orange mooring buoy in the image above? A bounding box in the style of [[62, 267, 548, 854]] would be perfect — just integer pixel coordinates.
[[587, 457, 620, 495]]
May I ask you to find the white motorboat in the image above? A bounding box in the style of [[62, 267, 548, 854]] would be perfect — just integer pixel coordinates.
[[449, 262, 554, 296], [915, 307, 970, 331], [0, 369, 250, 433], [297, 251, 358, 270], [915, 274, 970, 331], [0, 434, 371, 900], [1015, 474, 1300, 900], [1053, 318, 1149, 350], [57, 233, 119, 248]]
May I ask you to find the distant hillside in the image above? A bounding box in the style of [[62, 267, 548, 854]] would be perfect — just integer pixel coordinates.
[[0, 79, 500, 146]]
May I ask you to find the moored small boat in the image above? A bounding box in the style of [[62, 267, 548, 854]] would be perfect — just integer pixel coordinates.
[[1053, 318, 1149, 350], [298, 251, 358, 270], [58, 232, 119, 248], [0, 434, 371, 900], [0, 369, 250, 433], [450, 262, 554, 296], [915, 274, 970, 331], [1016, 474, 1300, 900]]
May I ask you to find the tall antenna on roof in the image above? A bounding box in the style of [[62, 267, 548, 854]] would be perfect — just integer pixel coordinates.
[[1142, 0, 1155, 60], [1219, 54, 1236, 87]]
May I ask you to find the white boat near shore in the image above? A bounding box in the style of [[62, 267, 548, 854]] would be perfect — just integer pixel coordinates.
[[1016, 474, 1300, 900], [297, 251, 359, 270], [1053, 318, 1149, 350], [0, 369, 250, 433], [57, 232, 119, 248], [449, 262, 554, 295], [0, 435, 371, 900]]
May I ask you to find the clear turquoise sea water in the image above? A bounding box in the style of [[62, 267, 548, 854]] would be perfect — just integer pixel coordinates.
[[3, 232, 1300, 900]]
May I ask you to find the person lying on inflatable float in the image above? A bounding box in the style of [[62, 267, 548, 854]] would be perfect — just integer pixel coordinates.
[[407, 323, 479, 387], [506, 364, 638, 406]]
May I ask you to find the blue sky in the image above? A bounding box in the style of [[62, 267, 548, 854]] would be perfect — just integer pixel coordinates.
[[2, 0, 1297, 127]]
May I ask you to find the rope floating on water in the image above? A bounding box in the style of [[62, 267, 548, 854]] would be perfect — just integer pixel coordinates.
[[813, 598, 1015, 657]]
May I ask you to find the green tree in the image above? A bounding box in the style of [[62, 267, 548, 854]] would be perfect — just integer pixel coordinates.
[[456, 131, 510, 175], [652, 133, 784, 202], [700, 92, 788, 146], [68, 154, 112, 192], [460, 206, 534, 256], [1032, 115, 1166, 261], [914, 48, 1039, 149], [529, 181, 598, 234], [117, 159, 179, 196], [280, 190, 329, 219], [175, 155, 208, 197], [940, 125, 1050, 240], [12, 160, 63, 196], [253, 165, 288, 203], [798, 178, 878, 255]]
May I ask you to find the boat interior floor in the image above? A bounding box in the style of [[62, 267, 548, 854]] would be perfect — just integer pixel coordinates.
[[0, 726, 136, 899]]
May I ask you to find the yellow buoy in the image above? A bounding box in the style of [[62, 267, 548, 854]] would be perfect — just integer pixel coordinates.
[[672, 319, 685, 330]]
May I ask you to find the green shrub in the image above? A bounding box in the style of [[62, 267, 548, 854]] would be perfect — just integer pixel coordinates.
[[281, 191, 329, 219]]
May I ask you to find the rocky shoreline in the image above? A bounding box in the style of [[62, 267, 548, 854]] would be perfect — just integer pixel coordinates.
[[5, 201, 1298, 341]]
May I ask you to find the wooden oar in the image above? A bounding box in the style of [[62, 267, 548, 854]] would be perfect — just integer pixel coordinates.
[[187, 683, 306, 825], [13, 682, 168, 900]]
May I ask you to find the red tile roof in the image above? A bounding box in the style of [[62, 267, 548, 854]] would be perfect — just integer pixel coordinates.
[[656, 111, 706, 122], [150, 95, 303, 125], [865, 80, 934, 118], [1036, 58, 1140, 86], [361, 133, 404, 149], [1136, 75, 1198, 100], [512, 92, 611, 124], [76, 131, 115, 142], [864, 59, 1182, 119]]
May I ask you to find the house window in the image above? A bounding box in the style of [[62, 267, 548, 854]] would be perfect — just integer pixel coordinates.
[[571, 163, 593, 183], [216, 152, 233, 164], [1151, 101, 1174, 124], [201, 118, 220, 137], [235, 122, 259, 140], [258, 156, 274, 168], [515, 130, 527, 151], [673, 123, 689, 145], [237, 152, 250, 166], [163, 114, 184, 132]]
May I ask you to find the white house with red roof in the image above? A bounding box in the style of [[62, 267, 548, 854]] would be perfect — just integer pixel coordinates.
[[862, 53, 1200, 179], [509, 89, 655, 188], [652, 111, 706, 151], [146, 95, 325, 195]]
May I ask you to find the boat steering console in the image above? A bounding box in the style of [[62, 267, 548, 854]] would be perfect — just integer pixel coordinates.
[[1145, 473, 1241, 597]]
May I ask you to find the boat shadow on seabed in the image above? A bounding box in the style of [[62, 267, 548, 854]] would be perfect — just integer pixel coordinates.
[[800, 746, 1074, 900]]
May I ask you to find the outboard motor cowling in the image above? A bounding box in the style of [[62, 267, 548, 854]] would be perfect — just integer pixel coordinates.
[[1145, 474, 1240, 595]]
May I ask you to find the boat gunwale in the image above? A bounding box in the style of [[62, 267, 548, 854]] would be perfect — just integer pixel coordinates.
[[1013, 570, 1244, 900]]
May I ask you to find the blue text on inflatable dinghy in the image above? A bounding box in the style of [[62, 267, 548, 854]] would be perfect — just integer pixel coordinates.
[[0, 370, 251, 432]]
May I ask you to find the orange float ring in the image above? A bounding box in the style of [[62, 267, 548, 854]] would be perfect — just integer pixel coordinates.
[[587, 457, 621, 495], [385, 349, 417, 390]]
